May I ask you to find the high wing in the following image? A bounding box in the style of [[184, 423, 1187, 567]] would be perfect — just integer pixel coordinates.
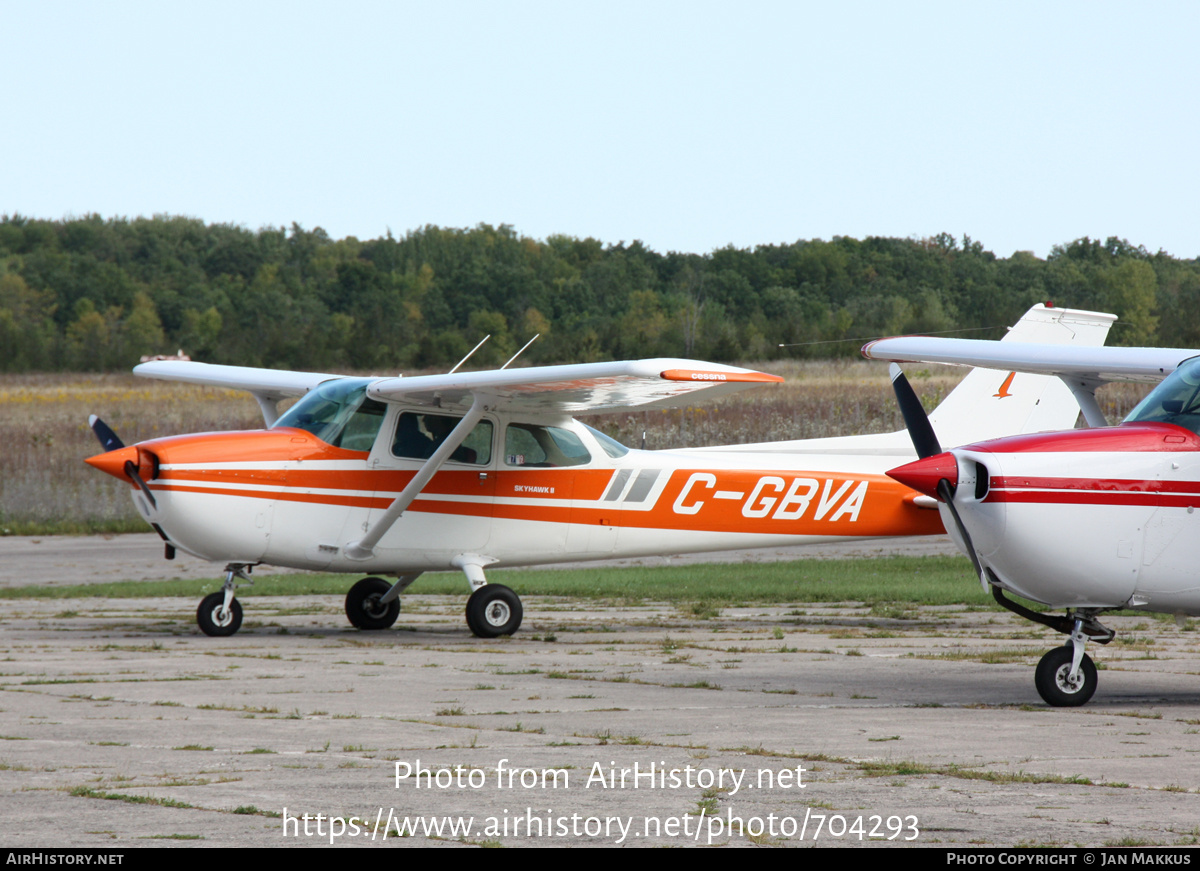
[[863, 321, 1198, 428], [861, 338, 1192, 384], [134, 358, 783, 425], [134, 361, 343, 426], [364, 359, 781, 414]]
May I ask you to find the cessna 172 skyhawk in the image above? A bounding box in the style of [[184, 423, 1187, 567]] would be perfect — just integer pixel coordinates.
[[865, 330, 1200, 706], [85, 304, 1112, 639]]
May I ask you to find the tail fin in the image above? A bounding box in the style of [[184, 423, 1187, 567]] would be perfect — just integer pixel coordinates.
[[697, 304, 1116, 457], [926, 304, 1115, 447]]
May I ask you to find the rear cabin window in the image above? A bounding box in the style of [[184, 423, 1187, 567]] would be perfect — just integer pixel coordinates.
[[586, 425, 630, 458], [504, 423, 592, 467]]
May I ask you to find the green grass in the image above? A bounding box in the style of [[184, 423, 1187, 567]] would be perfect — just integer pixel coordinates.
[[0, 555, 992, 607], [0, 517, 152, 536]]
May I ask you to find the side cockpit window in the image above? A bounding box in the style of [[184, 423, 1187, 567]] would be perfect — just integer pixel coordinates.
[[338, 398, 387, 451], [392, 412, 493, 465], [1125, 356, 1200, 435], [505, 423, 592, 467]]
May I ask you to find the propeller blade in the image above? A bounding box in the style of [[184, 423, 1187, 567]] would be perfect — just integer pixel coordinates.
[[937, 477, 986, 590], [122, 459, 157, 510], [89, 415, 125, 452], [889, 363, 941, 459]]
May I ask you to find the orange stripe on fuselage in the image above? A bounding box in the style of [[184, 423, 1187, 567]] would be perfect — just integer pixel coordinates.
[[147, 465, 941, 537], [158, 467, 616, 500]]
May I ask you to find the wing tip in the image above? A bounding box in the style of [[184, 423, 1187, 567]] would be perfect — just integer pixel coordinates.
[[659, 368, 784, 384]]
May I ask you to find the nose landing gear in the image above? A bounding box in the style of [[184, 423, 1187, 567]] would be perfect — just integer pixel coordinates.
[[1034, 645, 1098, 707], [196, 564, 253, 637]]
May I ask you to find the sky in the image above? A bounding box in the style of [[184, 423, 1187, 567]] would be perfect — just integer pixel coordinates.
[[4, 0, 1199, 259]]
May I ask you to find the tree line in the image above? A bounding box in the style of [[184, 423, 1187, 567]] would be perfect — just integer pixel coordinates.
[[0, 214, 1194, 373]]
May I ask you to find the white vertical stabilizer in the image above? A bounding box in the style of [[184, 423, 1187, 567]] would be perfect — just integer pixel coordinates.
[[927, 304, 1116, 447], [696, 304, 1116, 455]]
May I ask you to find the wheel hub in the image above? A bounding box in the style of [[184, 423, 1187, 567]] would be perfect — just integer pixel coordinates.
[[486, 601, 511, 626], [363, 595, 387, 618], [1054, 665, 1083, 693]]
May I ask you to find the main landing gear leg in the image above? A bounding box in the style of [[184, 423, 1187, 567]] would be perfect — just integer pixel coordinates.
[[455, 558, 522, 638], [197, 564, 252, 637], [344, 573, 421, 630]]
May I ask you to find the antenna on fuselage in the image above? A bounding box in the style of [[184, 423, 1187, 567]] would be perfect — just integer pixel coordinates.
[[448, 335, 491, 374], [500, 334, 540, 370]]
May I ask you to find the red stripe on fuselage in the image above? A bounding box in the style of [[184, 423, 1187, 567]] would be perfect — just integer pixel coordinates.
[[986, 475, 1200, 507]]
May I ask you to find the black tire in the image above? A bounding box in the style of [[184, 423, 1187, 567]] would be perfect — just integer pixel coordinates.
[[1034, 646, 1097, 707], [197, 592, 243, 637], [345, 577, 400, 630], [465, 584, 522, 638]]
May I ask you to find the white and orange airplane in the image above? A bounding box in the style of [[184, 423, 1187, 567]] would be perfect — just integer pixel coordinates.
[[85, 304, 1112, 639], [866, 331, 1200, 706]]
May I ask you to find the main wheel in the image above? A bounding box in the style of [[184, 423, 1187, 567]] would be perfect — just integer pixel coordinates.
[[197, 592, 243, 637], [1034, 645, 1097, 707], [465, 584, 522, 638], [345, 577, 401, 630]]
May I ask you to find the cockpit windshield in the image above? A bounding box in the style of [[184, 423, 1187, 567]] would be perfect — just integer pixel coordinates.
[[272, 378, 387, 451], [1124, 356, 1200, 435]]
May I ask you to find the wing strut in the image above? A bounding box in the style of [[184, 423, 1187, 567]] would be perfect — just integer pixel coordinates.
[[344, 395, 489, 561], [252, 393, 284, 427], [1059, 377, 1107, 428]]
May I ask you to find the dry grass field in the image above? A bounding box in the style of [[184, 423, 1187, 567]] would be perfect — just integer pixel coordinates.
[[0, 361, 1152, 534]]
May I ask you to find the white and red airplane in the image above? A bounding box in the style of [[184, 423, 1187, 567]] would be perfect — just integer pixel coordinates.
[[865, 330, 1200, 706], [84, 304, 1112, 640]]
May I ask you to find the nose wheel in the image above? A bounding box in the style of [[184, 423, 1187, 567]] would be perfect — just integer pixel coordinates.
[[990, 590, 1112, 707], [197, 592, 243, 637], [196, 564, 252, 636], [1034, 645, 1097, 707]]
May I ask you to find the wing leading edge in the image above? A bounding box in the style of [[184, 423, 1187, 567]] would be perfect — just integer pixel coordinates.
[[365, 359, 782, 414], [863, 306, 1198, 428], [862, 338, 1192, 385], [134, 358, 783, 422], [134, 361, 343, 425]]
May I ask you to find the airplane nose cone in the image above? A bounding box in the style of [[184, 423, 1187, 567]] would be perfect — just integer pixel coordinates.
[[888, 451, 958, 500], [85, 445, 139, 481]]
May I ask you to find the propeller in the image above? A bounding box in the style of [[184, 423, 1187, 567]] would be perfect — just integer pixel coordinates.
[[887, 365, 987, 589], [888, 363, 941, 459], [87, 415, 157, 510], [88, 414, 125, 452]]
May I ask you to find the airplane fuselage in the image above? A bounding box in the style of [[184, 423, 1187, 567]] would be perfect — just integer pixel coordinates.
[[109, 413, 942, 575], [911, 423, 1200, 615]]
